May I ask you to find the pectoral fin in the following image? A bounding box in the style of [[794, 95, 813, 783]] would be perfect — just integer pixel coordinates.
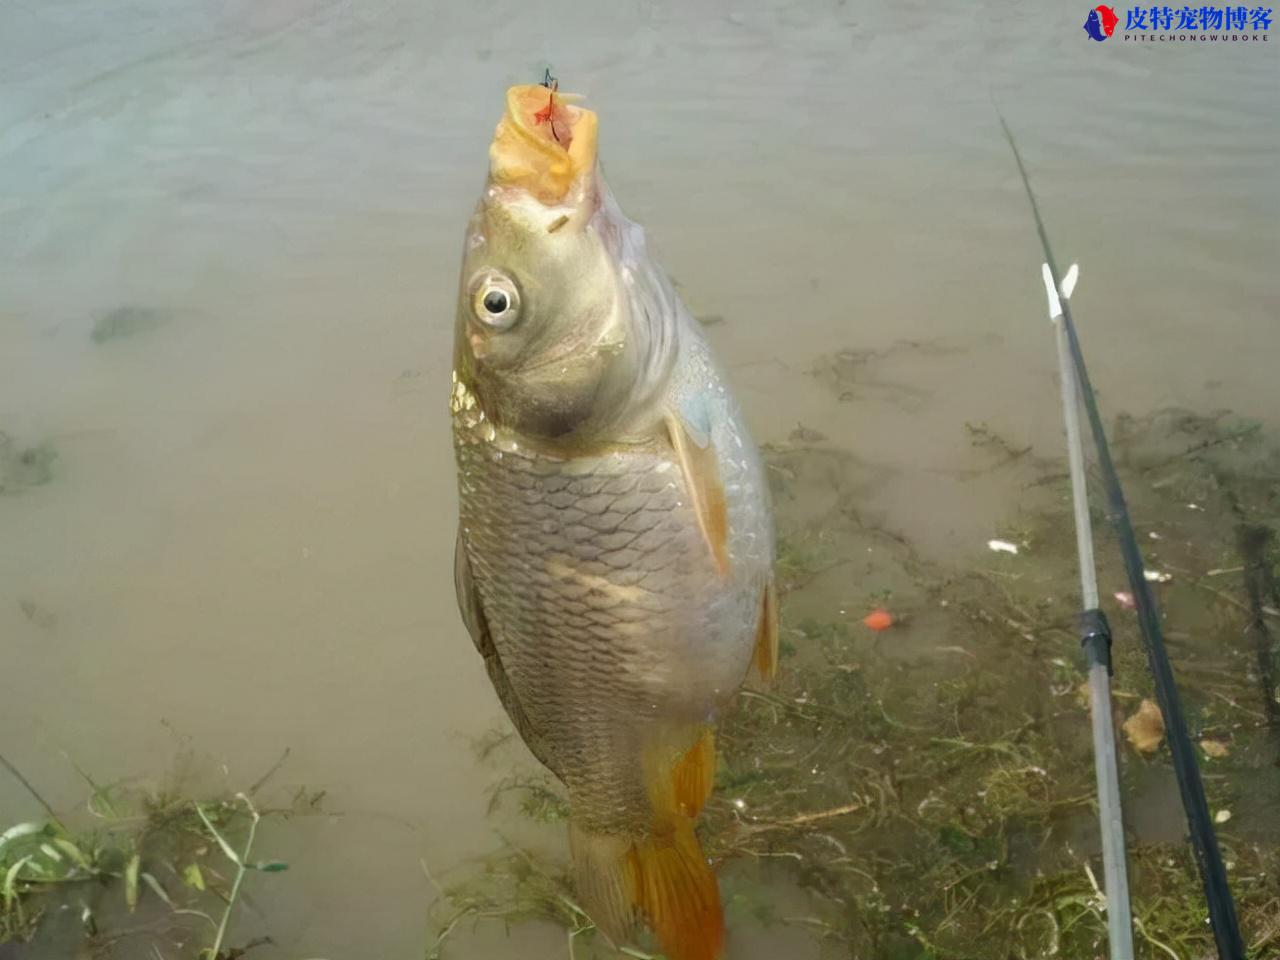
[[665, 412, 730, 576]]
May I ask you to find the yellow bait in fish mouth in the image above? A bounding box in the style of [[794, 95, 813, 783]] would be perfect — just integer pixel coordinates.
[[489, 84, 598, 204]]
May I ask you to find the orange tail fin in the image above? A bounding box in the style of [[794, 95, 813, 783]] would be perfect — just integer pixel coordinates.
[[571, 730, 725, 960], [629, 820, 724, 960], [633, 727, 725, 960]]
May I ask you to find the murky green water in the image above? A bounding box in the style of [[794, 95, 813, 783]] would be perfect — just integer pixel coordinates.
[[2, 2, 1277, 958]]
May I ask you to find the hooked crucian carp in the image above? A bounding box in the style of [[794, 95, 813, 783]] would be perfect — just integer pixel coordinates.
[[450, 81, 777, 960]]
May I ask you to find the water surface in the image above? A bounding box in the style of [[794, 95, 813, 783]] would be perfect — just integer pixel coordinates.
[[1, 2, 1276, 957]]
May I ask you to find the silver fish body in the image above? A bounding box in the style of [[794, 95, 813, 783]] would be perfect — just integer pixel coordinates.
[[453, 331, 771, 831], [450, 85, 776, 960]]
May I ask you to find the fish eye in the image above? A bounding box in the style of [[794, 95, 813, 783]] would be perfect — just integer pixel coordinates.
[[483, 289, 508, 314], [471, 271, 521, 331]]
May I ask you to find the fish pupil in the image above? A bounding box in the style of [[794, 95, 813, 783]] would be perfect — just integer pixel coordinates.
[[483, 289, 508, 314]]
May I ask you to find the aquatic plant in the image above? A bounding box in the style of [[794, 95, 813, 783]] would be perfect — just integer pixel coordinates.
[[0, 750, 298, 958]]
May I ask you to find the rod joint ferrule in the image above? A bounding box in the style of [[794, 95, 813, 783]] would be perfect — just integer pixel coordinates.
[[1080, 607, 1113, 675]]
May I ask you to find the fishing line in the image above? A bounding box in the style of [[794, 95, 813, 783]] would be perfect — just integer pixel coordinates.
[[1235, 523, 1280, 728], [998, 112, 1246, 960], [0, 750, 63, 828]]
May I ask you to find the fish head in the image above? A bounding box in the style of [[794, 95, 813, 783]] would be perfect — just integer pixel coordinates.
[[455, 85, 675, 444]]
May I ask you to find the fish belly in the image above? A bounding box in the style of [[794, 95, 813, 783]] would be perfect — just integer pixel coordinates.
[[454, 428, 758, 832]]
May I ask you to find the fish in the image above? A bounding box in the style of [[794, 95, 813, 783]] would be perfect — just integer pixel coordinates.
[[1083, 4, 1119, 40], [1083, 8, 1107, 40], [450, 83, 777, 960]]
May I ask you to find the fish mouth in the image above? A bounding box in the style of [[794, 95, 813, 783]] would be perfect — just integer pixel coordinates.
[[489, 84, 598, 205]]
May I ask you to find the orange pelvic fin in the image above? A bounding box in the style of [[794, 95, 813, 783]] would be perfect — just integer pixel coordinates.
[[671, 727, 717, 818]]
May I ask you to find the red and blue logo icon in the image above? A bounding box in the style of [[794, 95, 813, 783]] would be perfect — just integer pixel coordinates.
[[1084, 4, 1121, 38]]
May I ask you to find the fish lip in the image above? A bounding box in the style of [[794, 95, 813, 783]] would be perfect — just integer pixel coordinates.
[[488, 84, 599, 205]]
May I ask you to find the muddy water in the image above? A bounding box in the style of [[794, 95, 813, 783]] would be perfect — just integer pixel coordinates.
[[0, 1, 1276, 957]]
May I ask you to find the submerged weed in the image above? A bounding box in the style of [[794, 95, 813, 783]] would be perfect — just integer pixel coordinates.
[[0, 432, 56, 494], [90, 305, 168, 344], [0, 752, 297, 958]]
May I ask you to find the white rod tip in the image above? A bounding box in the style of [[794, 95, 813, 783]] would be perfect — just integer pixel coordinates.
[[1041, 263, 1063, 320], [1061, 263, 1080, 299]]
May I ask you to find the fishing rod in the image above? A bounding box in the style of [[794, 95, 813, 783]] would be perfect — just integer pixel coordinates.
[[999, 114, 1246, 960], [1038, 258, 1134, 960]]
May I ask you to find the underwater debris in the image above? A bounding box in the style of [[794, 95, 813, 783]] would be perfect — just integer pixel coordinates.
[[0, 433, 56, 494], [787, 423, 827, 444], [17, 599, 56, 630], [1199, 739, 1230, 759], [90, 305, 168, 344], [809, 339, 962, 412], [964, 420, 1033, 464], [1123, 699, 1166, 754]]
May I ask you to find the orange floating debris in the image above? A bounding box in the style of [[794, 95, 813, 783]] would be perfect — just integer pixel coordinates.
[[863, 608, 894, 631]]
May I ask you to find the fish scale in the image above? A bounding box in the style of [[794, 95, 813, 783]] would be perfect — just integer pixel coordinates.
[[455, 418, 718, 832], [454, 398, 771, 839], [458, 435, 701, 727]]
